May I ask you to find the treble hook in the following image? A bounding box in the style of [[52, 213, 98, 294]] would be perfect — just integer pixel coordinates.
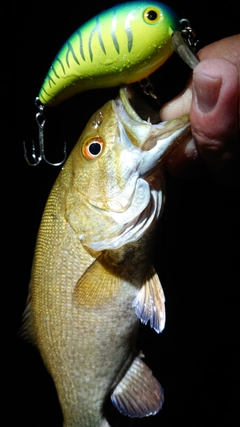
[[23, 97, 67, 167]]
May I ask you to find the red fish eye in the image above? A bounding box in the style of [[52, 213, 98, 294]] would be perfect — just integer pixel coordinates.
[[143, 7, 162, 24], [82, 137, 104, 160]]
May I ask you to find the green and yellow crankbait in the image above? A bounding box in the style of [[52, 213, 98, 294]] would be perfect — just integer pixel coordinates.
[[39, 1, 179, 106], [24, 2, 199, 166]]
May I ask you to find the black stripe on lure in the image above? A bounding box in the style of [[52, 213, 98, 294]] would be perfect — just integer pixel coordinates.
[[23, 1, 199, 166]]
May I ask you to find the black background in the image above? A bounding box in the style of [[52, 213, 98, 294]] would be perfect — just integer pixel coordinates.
[[6, 1, 239, 425]]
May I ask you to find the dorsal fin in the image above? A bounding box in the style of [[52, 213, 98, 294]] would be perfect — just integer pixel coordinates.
[[20, 281, 37, 345]]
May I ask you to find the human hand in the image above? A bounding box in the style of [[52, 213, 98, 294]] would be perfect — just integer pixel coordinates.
[[161, 34, 240, 184]]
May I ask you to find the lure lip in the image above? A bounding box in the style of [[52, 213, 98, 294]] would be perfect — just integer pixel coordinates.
[[171, 30, 200, 70]]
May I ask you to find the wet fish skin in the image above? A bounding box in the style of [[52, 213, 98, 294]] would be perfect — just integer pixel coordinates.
[[25, 88, 191, 426]]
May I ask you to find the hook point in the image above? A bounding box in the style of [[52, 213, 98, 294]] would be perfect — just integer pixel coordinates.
[[24, 98, 67, 167]]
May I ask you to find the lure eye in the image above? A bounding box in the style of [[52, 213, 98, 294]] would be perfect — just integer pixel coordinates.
[[82, 137, 104, 160], [143, 6, 162, 24]]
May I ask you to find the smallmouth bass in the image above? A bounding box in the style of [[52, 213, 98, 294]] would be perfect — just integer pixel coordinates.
[[24, 87, 191, 426]]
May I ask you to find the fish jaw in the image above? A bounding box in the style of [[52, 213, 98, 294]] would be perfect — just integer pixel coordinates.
[[138, 119, 191, 176]]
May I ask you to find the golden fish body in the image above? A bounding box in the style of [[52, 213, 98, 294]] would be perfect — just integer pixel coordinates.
[[25, 87, 190, 426]]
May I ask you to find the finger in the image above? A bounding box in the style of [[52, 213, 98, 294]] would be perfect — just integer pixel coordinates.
[[160, 34, 240, 121], [160, 86, 192, 121], [190, 58, 239, 169], [162, 35, 240, 177], [198, 34, 240, 83]]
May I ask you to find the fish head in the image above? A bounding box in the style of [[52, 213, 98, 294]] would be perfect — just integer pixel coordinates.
[[65, 86, 191, 251]]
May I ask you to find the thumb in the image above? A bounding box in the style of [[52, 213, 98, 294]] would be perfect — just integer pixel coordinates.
[[190, 58, 239, 169]]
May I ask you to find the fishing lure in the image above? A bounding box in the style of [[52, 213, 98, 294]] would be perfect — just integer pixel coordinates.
[[23, 2, 199, 166], [39, 1, 179, 107]]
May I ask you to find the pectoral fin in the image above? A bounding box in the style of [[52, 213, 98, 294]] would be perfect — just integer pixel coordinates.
[[111, 356, 164, 417], [73, 254, 121, 307], [132, 266, 166, 333]]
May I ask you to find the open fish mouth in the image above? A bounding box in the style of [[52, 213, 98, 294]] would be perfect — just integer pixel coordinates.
[[114, 85, 191, 172], [118, 84, 164, 124]]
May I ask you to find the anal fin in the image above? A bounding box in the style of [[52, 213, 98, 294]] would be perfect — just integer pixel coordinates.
[[111, 356, 164, 418], [132, 266, 166, 333]]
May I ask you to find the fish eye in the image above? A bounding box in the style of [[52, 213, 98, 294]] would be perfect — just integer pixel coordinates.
[[143, 6, 162, 24], [82, 137, 104, 160]]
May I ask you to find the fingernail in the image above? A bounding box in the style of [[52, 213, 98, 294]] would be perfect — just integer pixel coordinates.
[[193, 72, 222, 114]]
